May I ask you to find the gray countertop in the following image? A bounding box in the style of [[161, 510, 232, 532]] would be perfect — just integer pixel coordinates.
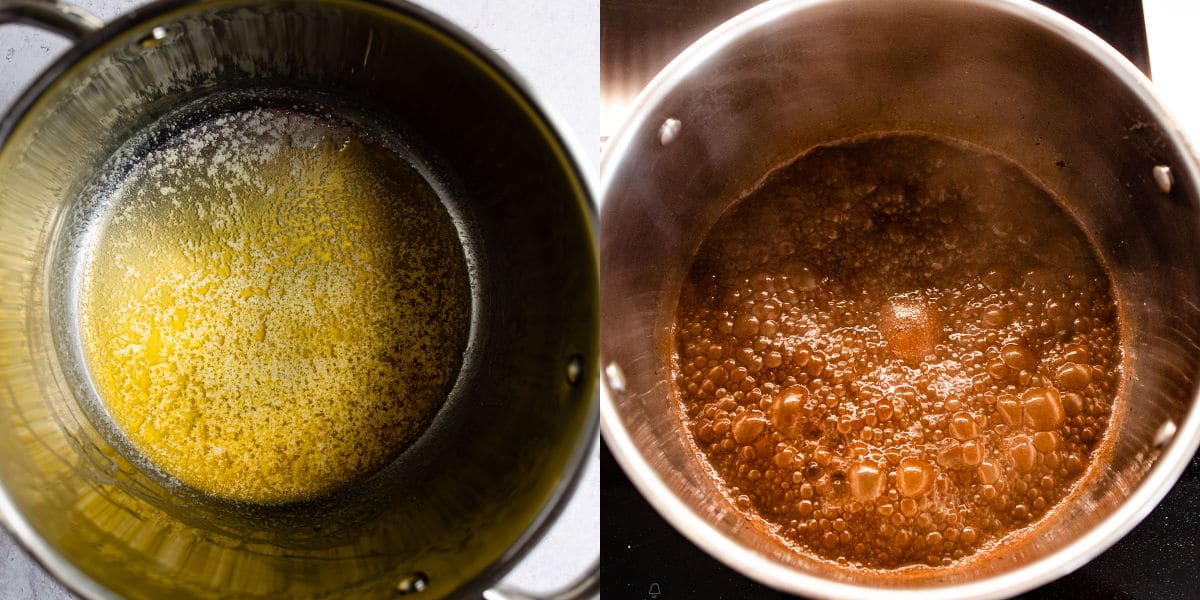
[[0, 1, 599, 598]]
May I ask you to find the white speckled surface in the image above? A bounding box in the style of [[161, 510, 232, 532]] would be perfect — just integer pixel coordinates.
[[0, 0, 598, 598]]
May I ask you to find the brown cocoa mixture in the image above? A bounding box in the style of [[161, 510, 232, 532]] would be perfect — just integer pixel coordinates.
[[672, 134, 1121, 569]]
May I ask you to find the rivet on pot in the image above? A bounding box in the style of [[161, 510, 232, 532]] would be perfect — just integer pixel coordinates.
[[566, 353, 584, 385], [395, 572, 429, 595], [658, 118, 682, 146], [1152, 164, 1173, 194], [137, 26, 173, 48], [1154, 420, 1177, 449], [605, 362, 626, 394]]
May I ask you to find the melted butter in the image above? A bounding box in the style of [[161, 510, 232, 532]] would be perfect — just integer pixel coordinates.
[[79, 108, 471, 504]]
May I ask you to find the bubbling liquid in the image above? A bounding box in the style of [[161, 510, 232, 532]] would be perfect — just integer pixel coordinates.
[[78, 108, 471, 505], [673, 134, 1122, 569]]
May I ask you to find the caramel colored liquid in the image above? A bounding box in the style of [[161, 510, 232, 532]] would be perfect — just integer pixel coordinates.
[[673, 135, 1121, 568], [79, 108, 471, 504]]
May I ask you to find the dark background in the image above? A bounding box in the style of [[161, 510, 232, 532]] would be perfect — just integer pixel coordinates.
[[601, 1, 1200, 598]]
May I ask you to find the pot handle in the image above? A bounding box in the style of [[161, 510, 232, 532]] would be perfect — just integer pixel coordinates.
[[483, 563, 599, 600], [0, 0, 102, 40]]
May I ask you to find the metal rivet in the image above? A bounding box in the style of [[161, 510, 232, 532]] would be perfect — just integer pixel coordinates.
[[605, 362, 626, 394], [138, 26, 172, 48], [566, 354, 584, 386], [658, 118, 681, 146], [1152, 165, 1173, 194], [1154, 420, 1177, 449], [395, 572, 429, 595]]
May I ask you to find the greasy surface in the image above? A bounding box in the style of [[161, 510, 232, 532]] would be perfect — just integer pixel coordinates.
[[673, 135, 1122, 569], [78, 108, 471, 504]]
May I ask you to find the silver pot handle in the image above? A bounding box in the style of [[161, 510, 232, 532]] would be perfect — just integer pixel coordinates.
[[483, 564, 599, 600], [0, 0, 101, 40]]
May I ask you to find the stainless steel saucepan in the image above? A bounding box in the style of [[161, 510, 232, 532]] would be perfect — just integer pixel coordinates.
[[0, 1, 598, 598], [601, 0, 1200, 597]]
